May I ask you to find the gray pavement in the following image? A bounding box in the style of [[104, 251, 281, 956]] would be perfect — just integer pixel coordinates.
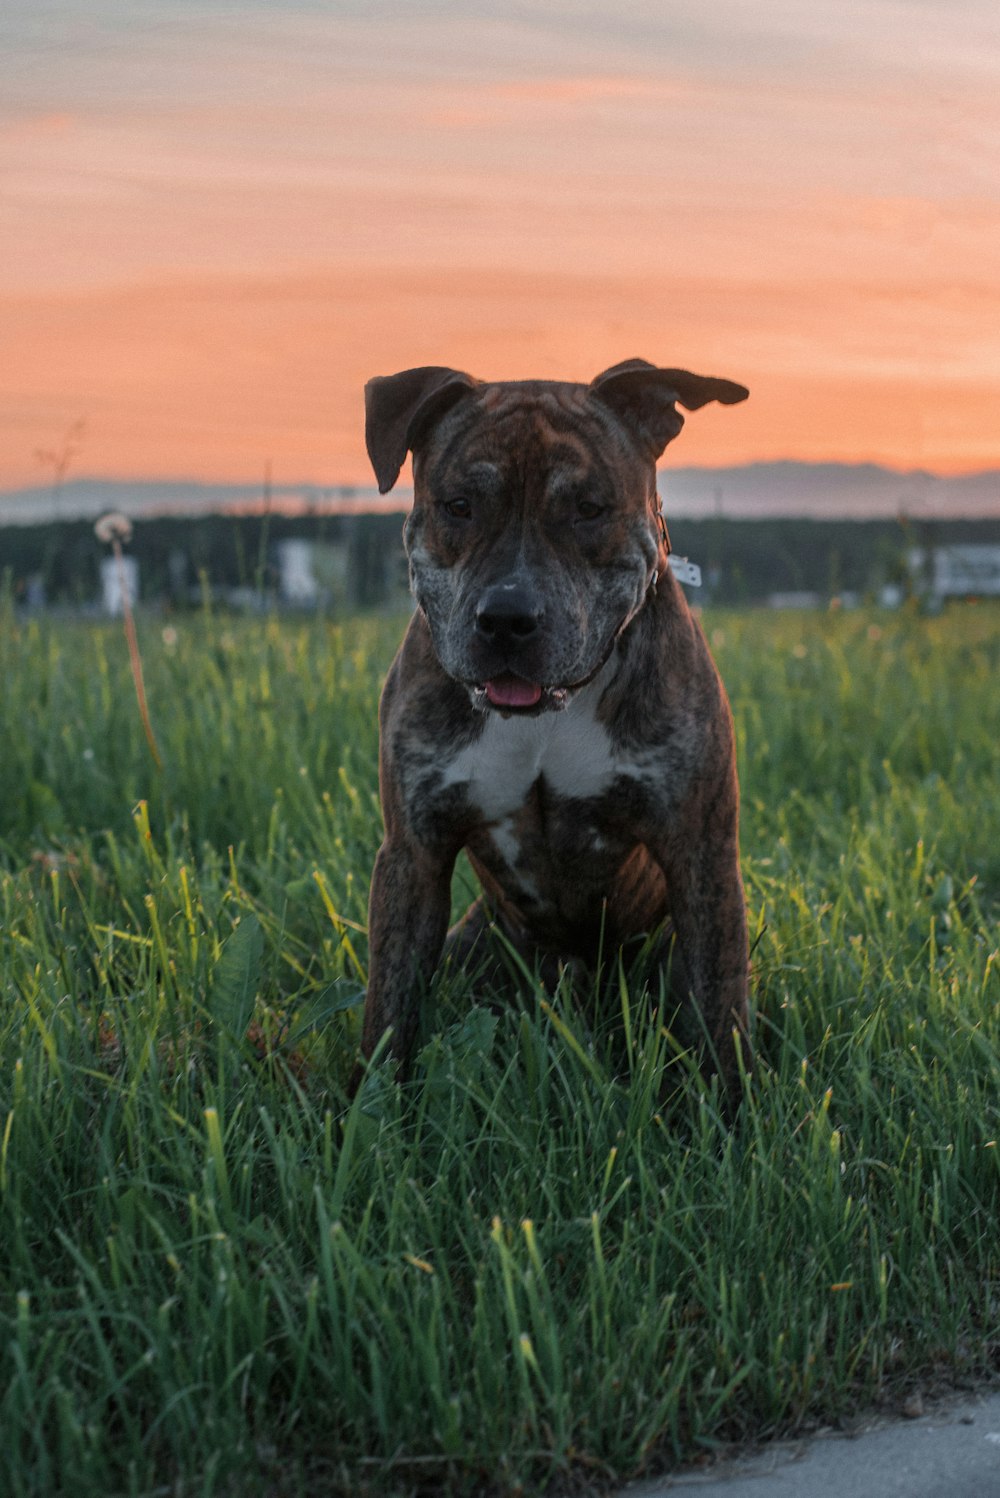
[[620, 1390, 1000, 1497]]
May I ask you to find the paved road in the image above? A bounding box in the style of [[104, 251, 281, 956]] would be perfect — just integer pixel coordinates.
[[620, 1390, 1000, 1497]]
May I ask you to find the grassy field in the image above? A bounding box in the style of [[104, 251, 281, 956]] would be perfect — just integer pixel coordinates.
[[1, 595, 998, 1497]]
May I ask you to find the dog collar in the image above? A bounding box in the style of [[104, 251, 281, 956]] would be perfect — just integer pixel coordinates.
[[654, 507, 701, 588]]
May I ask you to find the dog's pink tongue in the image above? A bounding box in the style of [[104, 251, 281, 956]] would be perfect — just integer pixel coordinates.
[[484, 674, 543, 709]]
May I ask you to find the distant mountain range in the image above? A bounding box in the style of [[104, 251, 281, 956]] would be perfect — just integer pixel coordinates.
[[1, 463, 998, 526], [661, 462, 999, 519]]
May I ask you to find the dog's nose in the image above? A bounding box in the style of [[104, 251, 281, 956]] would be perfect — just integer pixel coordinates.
[[474, 585, 544, 644]]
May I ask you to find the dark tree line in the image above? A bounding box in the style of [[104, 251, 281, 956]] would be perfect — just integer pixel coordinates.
[[0, 511, 409, 610], [2, 510, 999, 610]]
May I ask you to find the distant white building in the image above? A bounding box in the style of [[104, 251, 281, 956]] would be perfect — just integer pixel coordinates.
[[100, 555, 139, 615], [276, 539, 318, 604], [275, 538, 349, 607], [930, 545, 1000, 598]]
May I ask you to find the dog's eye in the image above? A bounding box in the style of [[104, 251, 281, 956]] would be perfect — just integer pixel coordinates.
[[442, 497, 472, 519], [575, 500, 605, 522]]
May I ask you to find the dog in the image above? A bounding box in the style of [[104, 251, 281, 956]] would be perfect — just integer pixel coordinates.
[[357, 358, 751, 1097]]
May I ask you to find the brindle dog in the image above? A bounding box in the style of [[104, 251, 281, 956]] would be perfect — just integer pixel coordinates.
[[357, 358, 751, 1096]]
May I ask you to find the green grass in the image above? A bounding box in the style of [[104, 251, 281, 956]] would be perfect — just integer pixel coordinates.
[[1, 597, 998, 1496]]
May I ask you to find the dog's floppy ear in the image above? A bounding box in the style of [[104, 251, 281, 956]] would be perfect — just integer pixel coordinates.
[[365, 366, 478, 493], [590, 358, 749, 461]]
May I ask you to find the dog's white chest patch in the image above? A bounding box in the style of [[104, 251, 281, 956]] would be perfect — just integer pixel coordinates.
[[441, 676, 619, 821]]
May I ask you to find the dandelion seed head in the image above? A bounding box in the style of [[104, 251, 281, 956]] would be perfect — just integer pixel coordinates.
[[94, 511, 133, 545]]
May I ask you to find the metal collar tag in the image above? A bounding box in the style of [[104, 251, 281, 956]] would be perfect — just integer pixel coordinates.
[[667, 556, 702, 587]]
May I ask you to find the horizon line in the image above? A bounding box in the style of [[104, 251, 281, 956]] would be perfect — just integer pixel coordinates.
[[5, 456, 1000, 499]]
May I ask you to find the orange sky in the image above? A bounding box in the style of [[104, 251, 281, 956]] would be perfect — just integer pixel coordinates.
[[2, 2, 998, 488]]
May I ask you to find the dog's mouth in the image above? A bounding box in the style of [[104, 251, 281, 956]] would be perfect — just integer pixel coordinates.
[[469, 672, 569, 715], [484, 674, 543, 710]]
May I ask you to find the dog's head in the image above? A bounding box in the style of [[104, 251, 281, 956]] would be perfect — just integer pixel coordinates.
[[365, 359, 747, 715]]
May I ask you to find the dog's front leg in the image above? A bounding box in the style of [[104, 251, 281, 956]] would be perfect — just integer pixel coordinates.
[[359, 836, 455, 1080], [655, 811, 751, 1101]]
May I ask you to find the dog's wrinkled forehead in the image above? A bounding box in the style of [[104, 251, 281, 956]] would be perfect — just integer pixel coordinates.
[[479, 380, 587, 417], [421, 382, 623, 493]]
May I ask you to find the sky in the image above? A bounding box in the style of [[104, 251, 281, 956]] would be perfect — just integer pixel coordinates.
[[1, 0, 998, 489]]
